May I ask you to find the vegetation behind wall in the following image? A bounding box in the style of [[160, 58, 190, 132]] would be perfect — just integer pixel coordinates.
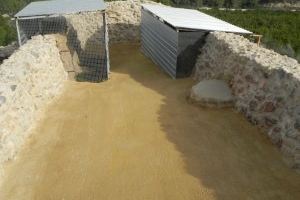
[[0, 16, 16, 46], [158, 0, 300, 8], [0, 0, 32, 46], [0, 0, 298, 14], [202, 9, 300, 61], [0, 0, 35, 15]]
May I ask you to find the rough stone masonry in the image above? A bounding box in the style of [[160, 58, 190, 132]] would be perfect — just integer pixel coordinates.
[[106, 0, 156, 43], [0, 35, 67, 167], [194, 32, 300, 168]]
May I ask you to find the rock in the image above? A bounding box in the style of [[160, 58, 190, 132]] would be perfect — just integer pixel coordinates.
[[269, 128, 283, 147], [190, 79, 234, 108], [249, 100, 258, 111], [0, 96, 6, 106], [0, 42, 17, 63], [294, 121, 300, 131], [64, 12, 104, 50], [263, 101, 276, 112], [10, 85, 16, 91], [106, 0, 157, 43], [264, 116, 278, 127]]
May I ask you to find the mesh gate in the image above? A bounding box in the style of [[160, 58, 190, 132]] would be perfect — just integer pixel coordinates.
[[16, 11, 109, 82]]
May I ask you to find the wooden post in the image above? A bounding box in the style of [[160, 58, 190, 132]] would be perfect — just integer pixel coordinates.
[[252, 34, 262, 46]]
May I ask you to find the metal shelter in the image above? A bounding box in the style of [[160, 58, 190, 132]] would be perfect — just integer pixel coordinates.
[[141, 4, 252, 78], [14, 0, 109, 82]]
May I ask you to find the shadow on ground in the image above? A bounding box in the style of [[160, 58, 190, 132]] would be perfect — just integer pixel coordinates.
[[110, 43, 300, 200], [1, 43, 300, 200], [66, 21, 107, 82]]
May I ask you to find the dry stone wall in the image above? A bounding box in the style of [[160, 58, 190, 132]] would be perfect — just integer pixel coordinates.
[[0, 35, 67, 167], [107, 0, 156, 43], [59, 0, 155, 45], [194, 32, 300, 168], [65, 11, 104, 50]]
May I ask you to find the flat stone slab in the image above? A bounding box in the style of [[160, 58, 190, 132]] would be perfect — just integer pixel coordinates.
[[190, 79, 234, 108]]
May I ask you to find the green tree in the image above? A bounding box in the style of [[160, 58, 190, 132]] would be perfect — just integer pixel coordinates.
[[0, 16, 16, 46], [216, 0, 225, 7], [224, 0, 233, 7], [242, 0, 259, 8], [202, 9, 300, 61], [157, 0, 173, 5], [195, 0, 203, 7], [232, 0, 243, 8], [0, 27, 6, 45]]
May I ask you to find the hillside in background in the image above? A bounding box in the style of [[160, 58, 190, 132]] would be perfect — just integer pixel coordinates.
[[0, 0, 35, 15], [161, 0, 300, 8], [202, 9, 300, 61], [0, 0, 299, 14], [0, 16, 16, 46]]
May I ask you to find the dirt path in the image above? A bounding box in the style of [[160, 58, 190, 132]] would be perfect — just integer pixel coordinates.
[[1, 44, 300, 200]]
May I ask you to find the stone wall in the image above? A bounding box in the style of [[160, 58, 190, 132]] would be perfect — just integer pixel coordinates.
[[61, 0, 155, 45], [65, 11, 104, 50], [194, 32, 300, 168], [0, 35, 67, 166], [107, 0, 156, 43]]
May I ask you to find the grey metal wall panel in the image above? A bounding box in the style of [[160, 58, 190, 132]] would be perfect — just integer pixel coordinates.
[[141, 9, 178, 78], [176, 31, 208, 78]]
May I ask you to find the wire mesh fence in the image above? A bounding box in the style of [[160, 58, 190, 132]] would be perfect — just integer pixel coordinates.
[[16, 11, 108, 82]]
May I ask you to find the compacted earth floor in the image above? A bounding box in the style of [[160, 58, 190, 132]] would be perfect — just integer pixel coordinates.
[[1, 44, 300, 200]]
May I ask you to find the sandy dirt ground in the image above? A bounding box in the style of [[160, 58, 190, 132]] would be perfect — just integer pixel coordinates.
[[1, 44, 300, 200]]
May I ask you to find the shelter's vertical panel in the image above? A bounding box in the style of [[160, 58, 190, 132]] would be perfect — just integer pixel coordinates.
[[15, 19, 22, 46], [17, 18, 40, 45], [141, 9, 178, 78], [177, 31, 207, 78], [103, 12, 110, 78]]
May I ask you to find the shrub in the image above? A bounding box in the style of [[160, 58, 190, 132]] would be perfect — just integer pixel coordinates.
[[0, 16, 16, 46]]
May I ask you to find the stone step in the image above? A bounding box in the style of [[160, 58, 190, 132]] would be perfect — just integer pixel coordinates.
[[60, 51, 75, 72]]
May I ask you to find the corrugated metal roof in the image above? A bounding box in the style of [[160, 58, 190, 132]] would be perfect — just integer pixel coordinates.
[[142, 4, 252, 34], [15, 0, 106, 18]]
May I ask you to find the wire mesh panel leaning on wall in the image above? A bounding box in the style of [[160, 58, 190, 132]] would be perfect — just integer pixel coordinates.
[[16, 11, 108, 82]]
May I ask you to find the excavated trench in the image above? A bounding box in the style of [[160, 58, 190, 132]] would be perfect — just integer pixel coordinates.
[[1, 43, 300, 200]]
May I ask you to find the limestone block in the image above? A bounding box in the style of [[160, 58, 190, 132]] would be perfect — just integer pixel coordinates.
[[190, 79, 234, 108], [0, 35, 67, 166]]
